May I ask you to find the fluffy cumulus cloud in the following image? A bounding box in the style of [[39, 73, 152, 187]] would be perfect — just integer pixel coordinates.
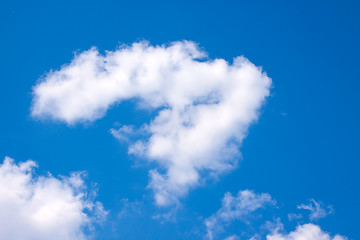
[[0, 157, 106, 240], [266, 223, 347, 240], [31, 41, 271, 205], [204, 190, 276, 239]]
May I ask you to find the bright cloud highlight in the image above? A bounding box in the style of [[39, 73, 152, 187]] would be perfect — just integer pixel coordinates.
[[0, 157, 106, 240], [267, 223, 347, 240], [31, 41, 271, 205]]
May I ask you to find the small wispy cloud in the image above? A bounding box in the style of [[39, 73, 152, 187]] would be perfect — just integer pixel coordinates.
[[224, 235, 240, 240], [110, 125, 136, 143], [118, 198, 142, 218], [151, 207, 178, 223], [287, 213, 303, 222], [297, 199, 334, 221], [204, 190, 276, 240]]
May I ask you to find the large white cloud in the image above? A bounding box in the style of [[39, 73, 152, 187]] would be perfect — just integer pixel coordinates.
[[0, 156, 106, 240], [31, 41, 271, 205]]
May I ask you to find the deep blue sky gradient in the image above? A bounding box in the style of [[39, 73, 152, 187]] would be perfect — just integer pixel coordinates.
[[1, 0, 359, 239]]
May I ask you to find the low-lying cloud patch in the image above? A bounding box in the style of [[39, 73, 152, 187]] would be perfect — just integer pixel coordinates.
[[267, 223, 347, 240], [204, 190, 347, 240], [0, 157, 106, 240]]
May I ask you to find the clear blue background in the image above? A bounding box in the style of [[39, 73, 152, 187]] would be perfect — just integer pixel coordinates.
[[1, 0, 359, 239]]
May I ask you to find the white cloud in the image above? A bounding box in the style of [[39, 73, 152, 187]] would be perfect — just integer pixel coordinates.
[[151, 207, 178, 223], [118, 198, 142, 218], [204, 190, 276, 240], [204, 192, 347, 240], [110, 125, 136, 143], [31, 41, 271, 205], [287, 213, 303, 221], [266, 223, 347, 240], [297, 199, 333, 221], [224, 235, 240, 240], [0, 156, 106, 240]]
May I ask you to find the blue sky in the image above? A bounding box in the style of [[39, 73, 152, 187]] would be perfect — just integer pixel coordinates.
[[1, 0, 359, 239]]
